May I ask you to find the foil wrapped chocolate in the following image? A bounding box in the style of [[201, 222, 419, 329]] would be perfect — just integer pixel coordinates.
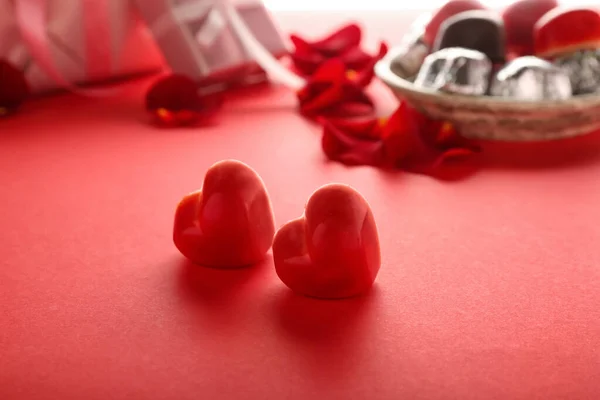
[[553, 49, 600, 95], [490, 56, 572, 101], [389, 42, 430, 79], [390, 13, 432, 78], [414, 47, 492, 95], [434, 10, 506, 64]]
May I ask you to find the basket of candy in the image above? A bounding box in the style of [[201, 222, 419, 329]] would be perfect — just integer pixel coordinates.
[[375, 1, 600, 141]]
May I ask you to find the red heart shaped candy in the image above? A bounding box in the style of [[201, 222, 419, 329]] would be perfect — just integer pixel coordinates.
[[173, 160, 275, 267], [273, 183, 381, 299]]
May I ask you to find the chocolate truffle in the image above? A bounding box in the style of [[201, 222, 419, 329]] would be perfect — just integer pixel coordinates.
[[434, 10, 506, 64]]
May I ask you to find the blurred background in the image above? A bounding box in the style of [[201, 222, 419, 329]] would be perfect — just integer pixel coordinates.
[[262, 0, 597, 48], [264, 0, 594, 10]]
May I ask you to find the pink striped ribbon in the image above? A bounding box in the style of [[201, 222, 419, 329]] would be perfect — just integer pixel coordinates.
[[14, 0, 115, 95]]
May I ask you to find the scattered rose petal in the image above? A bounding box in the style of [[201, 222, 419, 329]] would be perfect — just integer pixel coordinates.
[[290, 24, 387, 80], [380, 102, 426, 167], [319, 101, 480, 174], [292, 24, 362, 58], [297, 59, 374, 117], [289, 45, 326, 76], [383, 104, 480, 173], [320, 117, 385, 165], [342, 46, 377, 71], [0, 60, 30, 116], [323, 116, 384, 139], [433, 121, 480, 152], [349, 42, 389, 87], [431, 147, 479, 169], [145, 74, 223, 126]]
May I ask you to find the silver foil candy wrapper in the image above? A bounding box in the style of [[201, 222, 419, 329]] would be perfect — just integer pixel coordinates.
[[554, 49, 600, 95], [490, 56, 572, 101], [389, 13, 431, 78], [413, 47, 492, 95], [389, 40, 430, 79]]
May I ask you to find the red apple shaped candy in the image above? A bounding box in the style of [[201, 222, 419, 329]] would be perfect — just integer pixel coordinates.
[[502, 0, 558, 57], [423, 0, 486, 45], [273, 184, 381, 299], [173, 160, 275, 268], [534, 7, 600, 58]]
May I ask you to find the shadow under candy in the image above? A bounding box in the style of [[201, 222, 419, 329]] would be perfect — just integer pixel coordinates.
[[174, 255, 272, 332], [269, 285, 381, 382]]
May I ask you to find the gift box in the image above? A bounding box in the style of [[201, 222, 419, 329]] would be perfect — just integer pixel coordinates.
[[0, 0, 164, 93], [134, 0, 288, 84]]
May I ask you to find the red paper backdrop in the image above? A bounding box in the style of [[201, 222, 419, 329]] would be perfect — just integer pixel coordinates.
[[1, 10, 599, 400]]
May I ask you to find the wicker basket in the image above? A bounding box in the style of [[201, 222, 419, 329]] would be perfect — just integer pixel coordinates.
[[375, 50, 600, 141]]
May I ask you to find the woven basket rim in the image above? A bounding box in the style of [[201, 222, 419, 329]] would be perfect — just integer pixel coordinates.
[[375, 56, 600, 111]]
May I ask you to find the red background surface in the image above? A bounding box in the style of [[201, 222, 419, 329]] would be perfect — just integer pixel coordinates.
[[1, 10, 600, 400]]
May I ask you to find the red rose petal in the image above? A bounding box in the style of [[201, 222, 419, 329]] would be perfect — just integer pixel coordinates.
[[308, 57, 348, 82], [317, 101, 480, 175], [322, 117, 384, 139], [289, 34, 315, 55], [311, 24, 363, 56], [380, 102, 424, 164], [351, 42, 389, 87], [145, 74, 223, 126], [433, 147, 479, 166], [432, 121, 457, 146], [321, 118, 384, 166], [289, 34, 326, 75], [0, 60, 30, 116], [289, 52, 326, 76], [382, 103, 479, 173], [298, 81, 342, 114], [299, 83, 374, 117], [297, 59, 374, 117], [342, 41, 388, 72], [290, 23, 386, 82], [432, 121, 481, 153], [341, 47, 376, 71], [152, 109, 198, 126], [337, 84, 375, 111], [321, 100, 376, 118]]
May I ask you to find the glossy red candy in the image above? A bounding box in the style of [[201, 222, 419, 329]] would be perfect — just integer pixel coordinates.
[[273, 183, 381, 299], [534, 7, 600, 58], [173, 160, 275, 268], [503, 0, 558, 57], [423, 0, 486, 45]]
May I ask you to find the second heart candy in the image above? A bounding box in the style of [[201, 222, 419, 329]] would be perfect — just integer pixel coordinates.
[[273, 183, 381, 299]]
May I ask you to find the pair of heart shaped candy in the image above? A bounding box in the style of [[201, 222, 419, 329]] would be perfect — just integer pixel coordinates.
[[173, 160, 381, 299]]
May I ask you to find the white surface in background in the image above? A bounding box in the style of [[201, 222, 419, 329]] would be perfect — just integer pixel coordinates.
[[264, 0, 596, 11]]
